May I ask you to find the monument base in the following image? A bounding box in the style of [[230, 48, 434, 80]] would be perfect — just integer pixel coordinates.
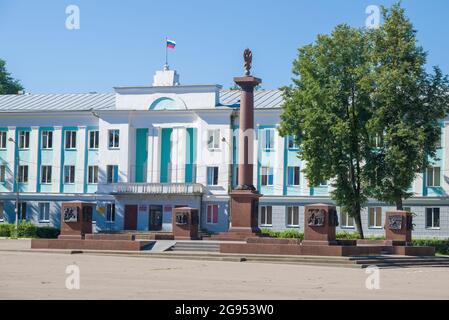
[[31, 239, 154, 251]]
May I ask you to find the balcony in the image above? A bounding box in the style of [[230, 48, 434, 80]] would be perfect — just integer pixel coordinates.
[[111, 183, 204, 195]]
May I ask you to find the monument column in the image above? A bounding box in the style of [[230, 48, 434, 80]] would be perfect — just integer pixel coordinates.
[[229, 49, 262, 234]]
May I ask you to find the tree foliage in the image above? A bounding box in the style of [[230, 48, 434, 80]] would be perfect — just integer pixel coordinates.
[[279, 3, 449, 237], [0, 58, 23, 94]]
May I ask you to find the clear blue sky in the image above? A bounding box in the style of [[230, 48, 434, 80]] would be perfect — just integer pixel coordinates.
[[0, 0, 448, 93]]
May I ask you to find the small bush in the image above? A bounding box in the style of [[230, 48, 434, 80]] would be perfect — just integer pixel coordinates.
[[17, 221, 38, 238], [336, 231, 361, 240], [0, 224, 13, 237], [36, 227, 60, 239], [413, 239, 449, 256], [260, 228, 304, 240]]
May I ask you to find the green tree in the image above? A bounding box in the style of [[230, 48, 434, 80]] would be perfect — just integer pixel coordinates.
[[367, 4, 449, 210], [279, 25, 374, 238], [0, 58, 23, 94]]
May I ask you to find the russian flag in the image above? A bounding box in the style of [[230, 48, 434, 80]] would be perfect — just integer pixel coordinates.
[[166, 39, 176, 49]]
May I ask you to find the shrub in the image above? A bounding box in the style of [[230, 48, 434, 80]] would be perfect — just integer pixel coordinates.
[[17, 221, 38, 238], [413, 239, 449, 256], [0, 223, 60, 239], [0, 224, 13, 237], [36, 227, 60, 239], [260, 228, 304, 240], [336, 231, 361, 240]]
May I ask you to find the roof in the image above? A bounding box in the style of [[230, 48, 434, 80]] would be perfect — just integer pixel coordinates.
[[0, 93, 115, 113], [0, 90, 283, 112], [219, 90, 283, 109]]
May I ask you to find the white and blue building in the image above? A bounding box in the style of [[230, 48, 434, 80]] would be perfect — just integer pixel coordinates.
[[0, 67, 448, 238]]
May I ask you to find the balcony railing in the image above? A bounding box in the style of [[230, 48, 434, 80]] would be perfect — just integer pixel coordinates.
[[111, 183, 204, 195]]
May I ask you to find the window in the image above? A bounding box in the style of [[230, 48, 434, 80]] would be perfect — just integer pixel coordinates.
[[18, 202, 27, 221], [41, 166, 52, 184], [287, 206, 299, 227], [206, 204, 219, 224], [260, 206, 272, 226], [207, 129, 220, 150], [288, 135, 299, 149], [368, 207, 382, 228], [39, 203, 50, 222], [426, 167, 441, 187], [18, 131, 30, 149], [262, 129, 275, 150], [88, 166, 99, 184], [0, 131, 6, 149], [89, 130, 99, 149], [287, 166, 300, 186], [0, 202, 3, 221], [207, 167, 219, 186], [41, 131, 53, 149], [341, 211, 355, 228], [107, 165, 118, 183], [108, 130, 120, 149], [261, 167, 274, 186], [64, 166, 75, 184], [426, 208, 440, 229], [18, 165, 28, 183], [106, 204, 116, 223], [0, 165, 5, 183], [65, 130, 77, 149]]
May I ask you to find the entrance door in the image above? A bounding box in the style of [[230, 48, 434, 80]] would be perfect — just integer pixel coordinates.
[[149, 205, 163, 231], [124, 205, 138, 230]]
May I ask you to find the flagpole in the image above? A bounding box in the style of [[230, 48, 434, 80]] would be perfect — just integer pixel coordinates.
[[165, 37, 168, 68]]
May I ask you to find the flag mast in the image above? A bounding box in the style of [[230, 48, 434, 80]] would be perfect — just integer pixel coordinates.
[[165, 37, 169, 70]]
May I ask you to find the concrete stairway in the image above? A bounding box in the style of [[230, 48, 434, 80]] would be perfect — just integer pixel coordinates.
[[169, 241, 220, 252]]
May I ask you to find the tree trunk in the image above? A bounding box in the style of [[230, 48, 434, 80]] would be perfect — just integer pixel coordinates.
[[396, 196, 404, 211], [352, 204, 364, 239]]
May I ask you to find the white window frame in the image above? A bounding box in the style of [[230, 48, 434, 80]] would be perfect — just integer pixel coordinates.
[[18, 131, 30, 149], [64, 165, 75, 184], [340, 211, 355, 229], [261, 167, 274, 186], [89, 130, 99, 149], [260, 206, 273, 227], [107, 165, 118, 184], [368, 207, 382, 229], [38, 202, 50, 223], [0, 165, 6, 183], [207, 166, 219, 186], [106, 203, 116, 223], [262, 129, 275, 151], [287, 166, 300, 186], [207, 129, 220, 150], [426, 167, 441, 187], [206, 204, 219, 224], [65, 130, 77, 150], [286, 206, 300, 227], [18, 165, 28, 183], [108, 129, 120, 149], [41, 165, 52, 184], [41, 130, 53, 149], [88, 166, 99, 184], [425, 207, 440, 229], [0, 131, 7, 149]]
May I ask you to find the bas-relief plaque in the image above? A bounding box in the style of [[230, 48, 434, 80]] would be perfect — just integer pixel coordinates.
[[388, 215, 403, 230], [307, 209, 325, 227], [64, 206, 78, 223]]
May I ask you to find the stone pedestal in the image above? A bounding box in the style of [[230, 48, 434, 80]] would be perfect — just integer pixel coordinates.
[[385, 211, 412, 244], [229, 190, 262, 234], [172, 207, 199, 240], [303, 204, 338, 245], [59, 202, 95, 240]]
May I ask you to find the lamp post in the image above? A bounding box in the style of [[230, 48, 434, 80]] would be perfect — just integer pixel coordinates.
[[8, 137, 20, 231]]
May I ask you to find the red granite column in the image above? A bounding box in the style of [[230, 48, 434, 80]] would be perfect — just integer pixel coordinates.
[[228, 71, 262, 234]]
